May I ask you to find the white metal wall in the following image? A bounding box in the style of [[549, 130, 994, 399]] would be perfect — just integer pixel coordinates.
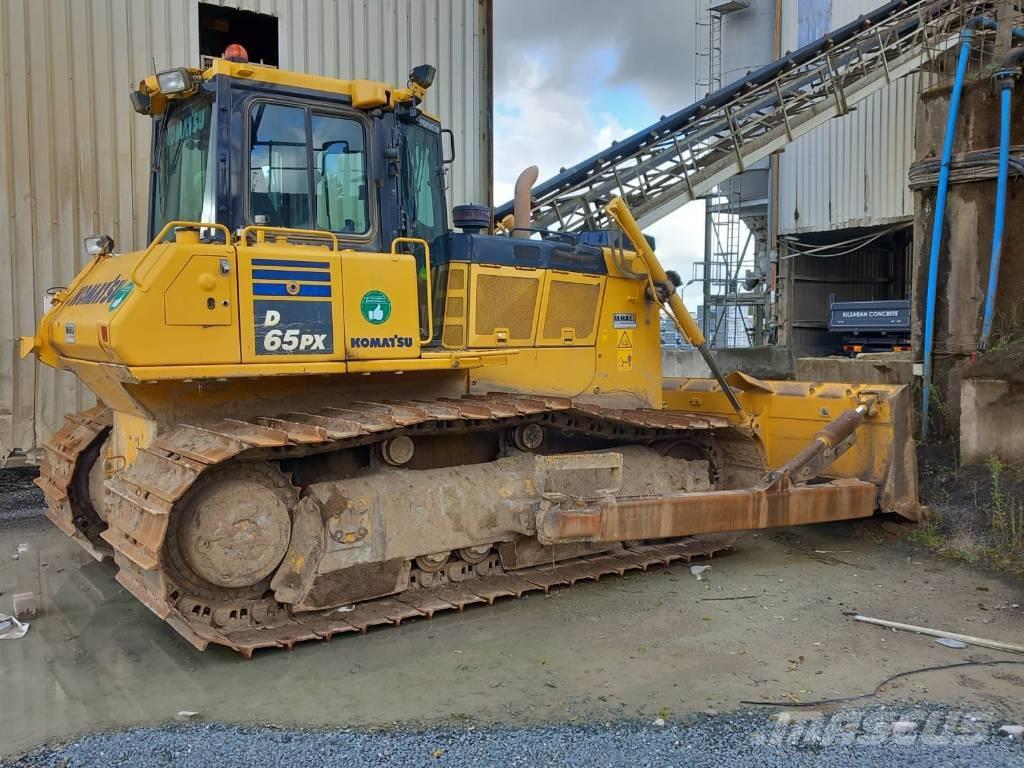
[[776, 0, 919, 234], [0, 0, 490, 462]]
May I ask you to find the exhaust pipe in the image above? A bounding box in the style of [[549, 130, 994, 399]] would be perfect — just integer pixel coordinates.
[[512, 166, 539, 239]]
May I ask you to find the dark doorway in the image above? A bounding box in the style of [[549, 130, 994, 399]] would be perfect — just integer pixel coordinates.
[[198, 3, 279, 68]]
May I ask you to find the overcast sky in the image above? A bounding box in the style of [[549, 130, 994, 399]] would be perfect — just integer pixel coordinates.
[[492, 0, 707, 307]]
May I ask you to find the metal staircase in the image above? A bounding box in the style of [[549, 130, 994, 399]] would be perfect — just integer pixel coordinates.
[[494, 0, 993, 232]]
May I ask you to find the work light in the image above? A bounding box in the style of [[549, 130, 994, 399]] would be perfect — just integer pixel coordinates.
[[156, 67, 194, 95]]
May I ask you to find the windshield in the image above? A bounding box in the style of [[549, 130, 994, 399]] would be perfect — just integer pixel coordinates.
[[151, 94, 215, 235]]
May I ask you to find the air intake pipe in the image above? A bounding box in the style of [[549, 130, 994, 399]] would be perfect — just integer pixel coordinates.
[[922, 15, 996, 438], [980, 38, 1024, 350]]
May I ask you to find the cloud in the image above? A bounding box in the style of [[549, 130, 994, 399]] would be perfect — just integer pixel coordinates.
[[493, 0, 708, 311], [493, 0, 700, 113]]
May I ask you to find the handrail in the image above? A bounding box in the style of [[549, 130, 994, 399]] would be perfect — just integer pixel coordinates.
[[130, 221, 232, 292], [390, 237, 433, 342], [237, 225, 340, 251]]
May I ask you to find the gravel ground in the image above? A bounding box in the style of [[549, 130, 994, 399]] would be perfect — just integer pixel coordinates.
[[0, 468, 45, 528], [5, 706, 1023, 768]]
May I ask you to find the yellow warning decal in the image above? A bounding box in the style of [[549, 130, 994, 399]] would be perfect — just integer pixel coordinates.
[[616, 349, 633, 371], [617, 331, 632, 349]]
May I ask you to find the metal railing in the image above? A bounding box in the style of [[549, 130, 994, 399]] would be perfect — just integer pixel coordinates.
[[495, 0, 995, 232]]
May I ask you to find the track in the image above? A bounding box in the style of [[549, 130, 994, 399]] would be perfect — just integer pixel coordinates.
[[36, 394, 754, 656]]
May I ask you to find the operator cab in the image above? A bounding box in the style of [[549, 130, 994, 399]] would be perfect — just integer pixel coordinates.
[[137, 46, 450, 341], [130, 47, 614, 357]]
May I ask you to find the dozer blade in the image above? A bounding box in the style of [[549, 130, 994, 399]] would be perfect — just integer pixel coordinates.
[[537, 398, 882, 546], [664, 377, 921, 522]]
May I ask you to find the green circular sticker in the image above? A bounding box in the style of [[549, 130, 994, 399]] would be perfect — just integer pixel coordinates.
[[360, 290, 392, 325]]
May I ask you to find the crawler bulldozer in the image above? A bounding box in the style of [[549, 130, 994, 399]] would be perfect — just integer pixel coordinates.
[[22, 49, 919, 655]]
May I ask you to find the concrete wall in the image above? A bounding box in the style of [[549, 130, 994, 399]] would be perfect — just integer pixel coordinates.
[[961, 378, 1024, 465], [912, 80, 1024, 437], [662, 347, 793, 380], [795, 352, 914, 386]]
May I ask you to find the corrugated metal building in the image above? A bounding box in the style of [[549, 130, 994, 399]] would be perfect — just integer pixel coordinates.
[[720, 0, 924, 352], [776, 0, 920, 234], [0, 0, 491, 462]]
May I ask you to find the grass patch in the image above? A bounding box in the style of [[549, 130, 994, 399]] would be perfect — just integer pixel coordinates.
[[911, 445, 1024, 577]]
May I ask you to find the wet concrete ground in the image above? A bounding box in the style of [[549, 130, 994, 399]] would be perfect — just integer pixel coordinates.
[[2, 480, 1023, 758]]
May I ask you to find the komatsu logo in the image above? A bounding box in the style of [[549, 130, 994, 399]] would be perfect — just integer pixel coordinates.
[[350, 335, 414, 349], [68, 275, 129, 307]]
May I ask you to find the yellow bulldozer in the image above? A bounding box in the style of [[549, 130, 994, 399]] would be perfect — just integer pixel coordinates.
[[21, 49, 918, 655]]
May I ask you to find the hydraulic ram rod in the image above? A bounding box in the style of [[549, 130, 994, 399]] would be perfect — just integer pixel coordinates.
[[605, 196, 748, 419]]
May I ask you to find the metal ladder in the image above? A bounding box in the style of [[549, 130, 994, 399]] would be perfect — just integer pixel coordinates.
[[494, 0, 993, 232]]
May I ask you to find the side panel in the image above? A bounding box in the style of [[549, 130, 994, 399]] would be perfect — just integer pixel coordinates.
[[165, 255, 233, 326], [467, 264, 543, 348], [472, 273, 664, 408], [47, 243, 241, 367], [341, 251, 420, 359], [237, 245, 344, 363], [536, 271, 605, 347]]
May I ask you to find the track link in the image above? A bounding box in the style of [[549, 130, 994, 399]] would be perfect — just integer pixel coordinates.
[[38, 393, 748, 655]]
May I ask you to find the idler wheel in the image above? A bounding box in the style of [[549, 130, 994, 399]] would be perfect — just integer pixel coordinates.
[[176, 464, 294, 589]]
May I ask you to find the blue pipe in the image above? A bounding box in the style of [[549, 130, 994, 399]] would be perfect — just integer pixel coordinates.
[[922, 17, 995, 440], [980, 74, 1016, 348], [980, 41, 1024, 350]]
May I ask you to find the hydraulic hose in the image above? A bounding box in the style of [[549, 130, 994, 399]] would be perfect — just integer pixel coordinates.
[[980, 40, 1024, 350], [922, 16, 995, 439]]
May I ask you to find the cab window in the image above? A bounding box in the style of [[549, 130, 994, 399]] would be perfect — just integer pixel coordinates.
[[247, 102, 371, 236], [152, 94, 215, 234], [400, 121, 446, 245], [249, 103, 311, 229], [312, 113, 370, 234]]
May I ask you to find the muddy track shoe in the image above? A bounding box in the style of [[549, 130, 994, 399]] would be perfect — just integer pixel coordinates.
[[38, 395, 755, 655]]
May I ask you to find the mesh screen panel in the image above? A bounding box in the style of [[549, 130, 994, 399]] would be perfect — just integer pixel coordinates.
[[542, 280, 600, 340], [448, 266, 466, 290], [446, 296, 465, 317], [474, 274, 539, 338], [443, 324, 465, 347]]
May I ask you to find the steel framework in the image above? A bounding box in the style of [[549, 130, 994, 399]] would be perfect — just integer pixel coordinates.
[[494, 0, 994, 233]]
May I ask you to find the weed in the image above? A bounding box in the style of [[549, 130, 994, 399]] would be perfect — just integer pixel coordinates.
[[986, 306, 1024, 352], [905, 514, 944, 548], [983, 455, 1024, 564]]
